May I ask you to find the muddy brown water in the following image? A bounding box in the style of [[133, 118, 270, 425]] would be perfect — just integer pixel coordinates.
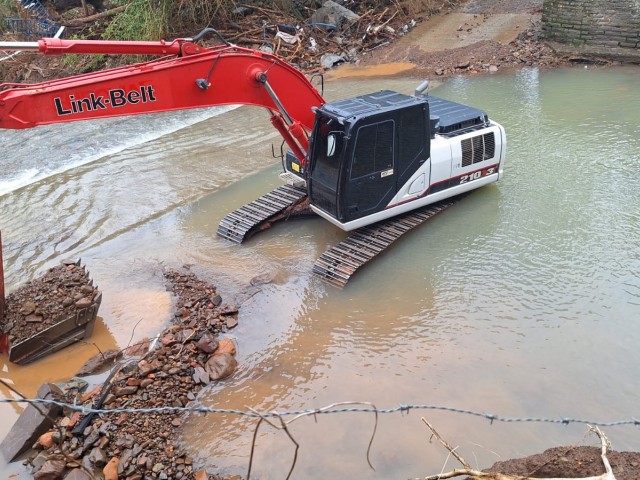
[[1, 67, 640, 478]]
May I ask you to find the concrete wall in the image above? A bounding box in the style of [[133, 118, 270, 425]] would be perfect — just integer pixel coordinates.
[[542, 0, 640, 61]]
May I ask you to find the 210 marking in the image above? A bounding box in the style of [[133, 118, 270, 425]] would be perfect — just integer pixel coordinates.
[[459, 167, 496, 185]]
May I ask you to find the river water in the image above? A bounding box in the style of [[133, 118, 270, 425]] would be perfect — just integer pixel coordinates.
[[1, 66, 639, 478]]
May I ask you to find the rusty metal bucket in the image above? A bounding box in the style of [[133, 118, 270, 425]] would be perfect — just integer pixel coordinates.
[[1, 252, 102, 365], [8, 290, 102, 365]]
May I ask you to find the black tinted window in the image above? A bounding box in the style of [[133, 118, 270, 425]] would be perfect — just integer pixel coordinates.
[[351, 121, 394, 179]]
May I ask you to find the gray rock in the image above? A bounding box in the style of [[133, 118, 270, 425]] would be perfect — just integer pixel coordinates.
[[88, 447, 107, 467], [226, 316, 238, 329], [31, 451, 50, 472], [192, 366, 210, 385], [311, 0, 360, 30], [205, 353, 238, 381], [232, 5, 252, 16], [75, 350, 120, 376], [120, 447, 134, 473], [64, 467, 92, 480], [320, 53, 345, 69], [81, 455, 94, 472], [83, 428, 100, 448], [34, 458, 65, 480], [113, 385, 138, 397], [195, 333, 218, 353], [0, 383, 64, 462]]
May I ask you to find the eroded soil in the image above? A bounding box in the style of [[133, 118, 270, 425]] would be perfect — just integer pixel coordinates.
[[484, 445, 640, 479]]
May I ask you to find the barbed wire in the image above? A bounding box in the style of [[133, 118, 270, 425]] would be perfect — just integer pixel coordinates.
[[2, 397, 640, 427]]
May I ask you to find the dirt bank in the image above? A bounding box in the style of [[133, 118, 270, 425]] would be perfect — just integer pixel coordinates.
[[329, 0, 584, 80]]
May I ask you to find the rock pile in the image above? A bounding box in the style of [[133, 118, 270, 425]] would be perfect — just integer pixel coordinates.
[[21, 268, 241, 480], [431, 30, 562, 76]]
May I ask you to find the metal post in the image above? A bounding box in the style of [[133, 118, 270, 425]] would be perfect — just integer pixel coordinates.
[[0, 230, 4, 323], [0, 41, 40, 51]]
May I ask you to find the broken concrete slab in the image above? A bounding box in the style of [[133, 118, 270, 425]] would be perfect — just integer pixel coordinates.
[[0, 383, 64, 462]]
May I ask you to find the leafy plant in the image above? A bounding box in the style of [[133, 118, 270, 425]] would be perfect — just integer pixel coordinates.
[[0, 0, 18, 16], [103, 0, 171, 40], [102, 0, 244, 41]]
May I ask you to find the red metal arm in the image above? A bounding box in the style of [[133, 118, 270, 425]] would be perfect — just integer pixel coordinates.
[[36, 37, 197, 55], [0, 41, 325, 164]]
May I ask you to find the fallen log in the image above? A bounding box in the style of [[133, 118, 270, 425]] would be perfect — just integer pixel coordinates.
[[62, 6, 125, 27]]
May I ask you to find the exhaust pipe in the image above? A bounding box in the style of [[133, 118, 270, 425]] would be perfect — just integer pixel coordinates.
[[414, 80, 429, 97]]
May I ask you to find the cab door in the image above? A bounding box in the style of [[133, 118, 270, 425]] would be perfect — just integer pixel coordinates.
[[343, 119, 396, 222]]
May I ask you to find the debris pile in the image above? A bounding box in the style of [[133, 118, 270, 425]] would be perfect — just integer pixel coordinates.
[[16, 268, 241, 480], [198, 1, 430, 73], [429, 31, 561, 76]]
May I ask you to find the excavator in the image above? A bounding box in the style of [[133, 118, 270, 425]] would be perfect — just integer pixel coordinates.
[[0, 29, 506, 286]]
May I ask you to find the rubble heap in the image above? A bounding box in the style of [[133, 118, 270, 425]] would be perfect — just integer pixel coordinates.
[[22, 268, 241, 480]]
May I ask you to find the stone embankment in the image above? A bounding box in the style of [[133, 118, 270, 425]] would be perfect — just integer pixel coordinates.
[[543, 0, 640, 62]]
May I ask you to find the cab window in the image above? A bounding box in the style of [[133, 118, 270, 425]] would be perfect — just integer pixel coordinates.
[[350, 120, 394, 180]]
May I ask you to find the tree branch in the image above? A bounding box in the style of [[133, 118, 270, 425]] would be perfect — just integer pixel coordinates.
[[62, 6, 125, 27]]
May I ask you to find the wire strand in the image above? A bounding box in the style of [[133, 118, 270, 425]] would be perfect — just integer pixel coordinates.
[[2, 397, 640, 428]]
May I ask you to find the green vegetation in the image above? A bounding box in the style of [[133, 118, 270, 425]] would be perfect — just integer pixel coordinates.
[[0, 0, 19, 32], [0, 0, 18, 17], [103, 0, 170, 40], [103, 0, 240, 41]]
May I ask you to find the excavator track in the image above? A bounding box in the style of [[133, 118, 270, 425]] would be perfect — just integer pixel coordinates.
[[313, 197, 463, 288], [217, 184, 308, 243]]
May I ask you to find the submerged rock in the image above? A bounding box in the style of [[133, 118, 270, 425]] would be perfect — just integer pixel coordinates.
[[205, 353, 238, 381]]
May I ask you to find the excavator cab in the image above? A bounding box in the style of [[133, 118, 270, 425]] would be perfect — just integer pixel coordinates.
[[306, 91, 430, 224]]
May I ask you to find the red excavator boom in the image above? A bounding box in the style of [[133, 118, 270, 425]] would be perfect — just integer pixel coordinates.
[[0, 34, 325, 164]]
